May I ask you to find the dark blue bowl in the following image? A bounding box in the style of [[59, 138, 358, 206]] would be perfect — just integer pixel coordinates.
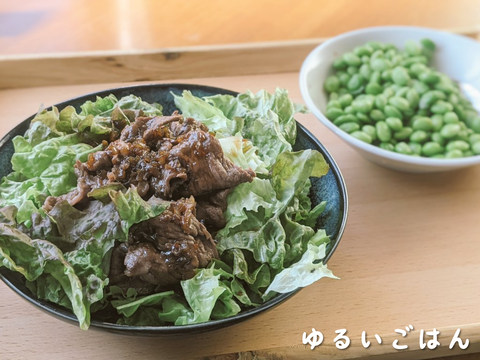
[[0, 84, 348, 335]]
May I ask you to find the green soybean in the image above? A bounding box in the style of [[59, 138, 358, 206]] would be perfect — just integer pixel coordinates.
[[431, 132, 445, 146], [366, 83, 383, 95], [385, 117, 403, 131], [472, 142, 480, 155], [404, 40, 422, 56], [406, 89, 420, 108], [395, 142, 413, 155], [412, 117, 434, 131], [379, 142, 394, 151], [431, 100, 453, 114], [343, 52, 362, 67], [422, 142, 443, 157], [340, 122, 361, 133], [356, 112, 370, 124], [446, 140, 470, 152], [384, 105, 403, 119], [469, 134, 480, 145], [444, 111, 459, 124], [324, 75, 341, 92], [370, 58, 390, 72], [409, 142, 422, 155], [440, 123, 461, 139], [394, 127, 414, 140], [445, 149, 463, 158], [431, 114, 444, 132], [419, 90, 438, 109], [370, 109, 386, 122], [352, 98, 373, 113], [333, 58, 347, 69], [338, 93, 353, 107], [350, 131, 372, 144], [410, 130, 429, 143], [418, 71, 440, 84], [391, 66, 411, 86], [344, 106, 354, 114], [375, 94, 388, 109], [347, 74, 364, 91], [362, 125, 377, 140], [388, 96, 410, 112], [421, 38, 436, 51], [327, 99, 342, 109], [333, 114, 358, 126], [376, 121, 392, 142], [326, 107, 344, 120]]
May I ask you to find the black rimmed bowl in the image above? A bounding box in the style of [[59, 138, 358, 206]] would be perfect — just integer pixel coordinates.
[[0, 84, 348, 335]]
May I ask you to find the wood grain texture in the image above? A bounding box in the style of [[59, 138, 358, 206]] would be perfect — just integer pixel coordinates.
[[1, 26, 479, 90], [1, 0, 480, 55], [0, 72, 479, 360]]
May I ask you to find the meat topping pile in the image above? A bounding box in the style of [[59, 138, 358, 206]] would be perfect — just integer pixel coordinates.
[[44, 112, 255, 293]]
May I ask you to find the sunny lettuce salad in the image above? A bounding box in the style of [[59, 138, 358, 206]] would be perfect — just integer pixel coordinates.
[[0, 89, 337, 330]]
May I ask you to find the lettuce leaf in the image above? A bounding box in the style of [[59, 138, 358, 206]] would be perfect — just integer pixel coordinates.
[[218, 136, 268, 175]]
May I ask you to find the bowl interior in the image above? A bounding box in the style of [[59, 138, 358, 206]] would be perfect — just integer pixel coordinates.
[[0, 83, 348, 335], [300, 26, 480, 172]]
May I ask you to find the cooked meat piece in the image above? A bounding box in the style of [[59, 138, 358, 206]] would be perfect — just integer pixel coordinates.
[[170, 130, 254, 197], [74, 113, 254, 200], [111, 197, 218, 290], [195, 189, 231, 229], [43, 178, 90, 212]]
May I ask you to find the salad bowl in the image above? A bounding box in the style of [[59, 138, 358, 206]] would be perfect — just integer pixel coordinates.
[[0, 84, 348, 335]]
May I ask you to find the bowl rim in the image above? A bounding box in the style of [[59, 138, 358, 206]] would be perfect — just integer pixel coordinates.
[[0, 83, 348, 335], [299, 25, 480, 168]]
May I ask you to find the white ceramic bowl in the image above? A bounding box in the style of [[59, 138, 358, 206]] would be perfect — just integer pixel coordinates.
[[299, 26, 480, 173]]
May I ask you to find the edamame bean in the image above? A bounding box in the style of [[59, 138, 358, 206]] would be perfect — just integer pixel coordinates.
[[391, 66, 411, 86], [412, 80, 430, 95], [370, 58, 390, 72], [432, 154, 445, 159], [410, 130, 429, 143], [366, 83, 383, 95], [388, 96, 410, 112], [384, 105, 403, 119], [386, 117, 403, 131], [354, 46, 373, 57], [419, 90, 438, 109], [431, 114, 444, 132], [431, 132, 445, 146], [326, 107, 344, 120], [376, 121, 392, 142], [370, 109, 385, 122], [418, 71, 440, 84], [469, 134, 480, 145], [406, 89, 419, 108], [431, 100, 453, 114], [333, 58, 347, 70], [379, 142, 394, 151], [443, 111, 459, 124], [340, 122, 361, 133], [359, 64, 371, 79], [412, 117, 434, 131], [395, 87, 410, 98], [464, 150, 474, 157], [343, 52, 362, 67], [347, 65, 358, 75], [404, 40, 422, 56], [422, 142, 443, 156], [356, 112, 370, 124], [375, 94, 388, 109], [409, 142, 422, 155], [350, 131, 372, 143], [394, 127, 413, 140], [446, 140, 470, 152], [338, 72, 350, 86], [333, 114, 358, 126], [395, 142, 413, 155], [352, 98, 374, 113], [324, 75, 340, 93], [383, 88, 395, 98], [344, 106, 354, 114], [362, 125, 377, 140], [421, 38, 436, 51], [472, 142, 480, 155], [445, 149, 463, 158], [327, 99, 342, 109], [339, 93, 353, 108], [348, 74, 364, 91], [440, 123, 461, 139]]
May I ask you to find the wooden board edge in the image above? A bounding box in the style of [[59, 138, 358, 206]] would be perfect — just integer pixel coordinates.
[[1, 26, 479, 90], [197, 323, 480, 360]]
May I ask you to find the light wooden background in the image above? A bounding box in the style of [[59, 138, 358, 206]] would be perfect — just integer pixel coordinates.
[[1, 0, 480, 55]]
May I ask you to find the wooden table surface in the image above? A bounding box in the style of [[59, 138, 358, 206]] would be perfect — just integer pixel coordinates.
[[1, 0, 480, 55], [0, 72, 479, 360]]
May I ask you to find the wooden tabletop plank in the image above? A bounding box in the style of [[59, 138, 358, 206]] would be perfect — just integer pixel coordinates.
[[1, 0, 480, 56], [0, 72, 479, 360]]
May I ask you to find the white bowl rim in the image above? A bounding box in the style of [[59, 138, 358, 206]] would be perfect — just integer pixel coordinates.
[[299, 25, 480, 168]]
